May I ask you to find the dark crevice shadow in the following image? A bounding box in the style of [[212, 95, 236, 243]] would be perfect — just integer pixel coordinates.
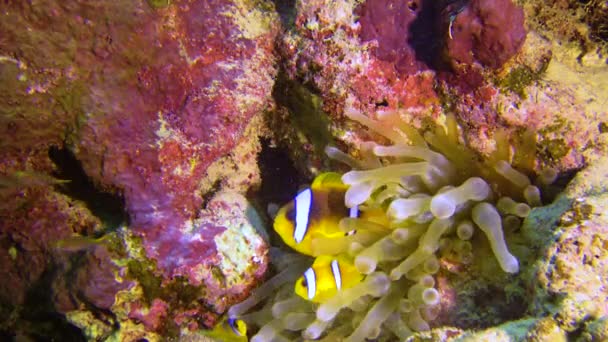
[[48, 146, 128, 231]]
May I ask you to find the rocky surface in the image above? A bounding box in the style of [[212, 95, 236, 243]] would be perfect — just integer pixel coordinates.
[[1, 0, 607, 340], [277, 0, 605, 174], [0, 0, 276, 339]]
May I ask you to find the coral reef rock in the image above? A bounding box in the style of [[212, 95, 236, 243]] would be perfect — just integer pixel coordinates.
[[278, 0, 605, 174], [1, 0, 277, 338]]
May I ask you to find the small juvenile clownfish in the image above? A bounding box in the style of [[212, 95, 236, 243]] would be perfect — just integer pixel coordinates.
[[201, 316, 248, 341], [227, 318, 247, 340], [295, 255, 364, 303], [273, 172, 356, 256]]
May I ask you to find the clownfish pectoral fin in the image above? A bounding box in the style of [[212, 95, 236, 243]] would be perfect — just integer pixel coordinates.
[[267, 202, 280, 220], [311, 172, 347, 192]]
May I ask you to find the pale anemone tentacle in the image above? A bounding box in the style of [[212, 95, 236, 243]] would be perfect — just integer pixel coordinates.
[[387, 195, 431, 221], [325, 146, 364, 170], [344, 278, 409, 342], [390, 218, 453, 280], [316, 272, 391, 323], [494, 160, 531, 188], [228, 258, 309, 318], [472, 202, 519, 273]]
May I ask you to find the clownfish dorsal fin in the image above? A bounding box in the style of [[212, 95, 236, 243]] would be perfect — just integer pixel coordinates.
[[311, 172, 347, 192]]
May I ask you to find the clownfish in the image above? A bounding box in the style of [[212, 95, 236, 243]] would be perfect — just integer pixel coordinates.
[[273, 172, 356, 256], [273, 172, 387, 256], [294, 255, 364, 303], [201, 316, 247, 341]]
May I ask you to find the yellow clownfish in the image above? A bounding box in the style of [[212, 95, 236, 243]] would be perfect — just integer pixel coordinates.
[[294, 255, 364, 303], [273, 172, 359, 256], [273, 172, 387, 256], [201, 317, 247, 341]]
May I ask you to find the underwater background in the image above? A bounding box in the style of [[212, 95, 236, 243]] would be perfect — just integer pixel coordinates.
[[0, 0, 607, 341]]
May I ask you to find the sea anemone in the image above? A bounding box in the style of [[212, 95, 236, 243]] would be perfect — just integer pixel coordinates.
[[230, 105, 552, 341]]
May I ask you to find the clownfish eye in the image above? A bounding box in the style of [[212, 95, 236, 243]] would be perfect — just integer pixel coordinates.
[[301, 277, 307, 288], [344, 230, 356, 237]]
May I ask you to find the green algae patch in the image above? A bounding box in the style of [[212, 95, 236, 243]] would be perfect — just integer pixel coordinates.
[[126, 258, 163, 304], [8, 246, 17, 260], [525, 317, 567, 342], [524, 155, 608, 337], [542, 138, 571, 161], [224, 0, 278, 40], [125, 256, 201, 310], [454, 318, 539, 342], [124, 258, 201, 338], [274, 75, 335, 157], [580, 317, 608, 341], [521, 196, 572, 250], [121, 232, 202, 311], [559, 200, 593, 226], [499, 61, 549, 98], [66, 310, 114, 341], [146, 0, 171, 9]]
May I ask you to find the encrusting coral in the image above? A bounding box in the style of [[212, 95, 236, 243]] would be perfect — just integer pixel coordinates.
[[229, 103, 553, 341]]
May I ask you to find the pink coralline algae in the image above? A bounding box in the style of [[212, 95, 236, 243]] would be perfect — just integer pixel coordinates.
[[0, 0, 277, 337], [76, 0, 275, 276], [280, 0, 443, 129], [357, 0, 440, 75], [53, 245, 133, 313], [128, 298, 170, 332], [74, 0, 276, 304], [357, 0, 526, 73], [279, 0, 604, 175], [444, 0, 527, 69], [279, 0, 528, 120], [0, 188, 101, 309]]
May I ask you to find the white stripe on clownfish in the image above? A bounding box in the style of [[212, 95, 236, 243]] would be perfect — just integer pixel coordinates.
[[303, 267, 316, 300], [344, 205, 359, 237], [330, 259, 342, 291], [349, 205, 359, 218], [294, 188, 312, 244]]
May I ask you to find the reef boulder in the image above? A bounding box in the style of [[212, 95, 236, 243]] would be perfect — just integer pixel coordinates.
[[73, 0, 277, 283], [0, 0, 277, 338]]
